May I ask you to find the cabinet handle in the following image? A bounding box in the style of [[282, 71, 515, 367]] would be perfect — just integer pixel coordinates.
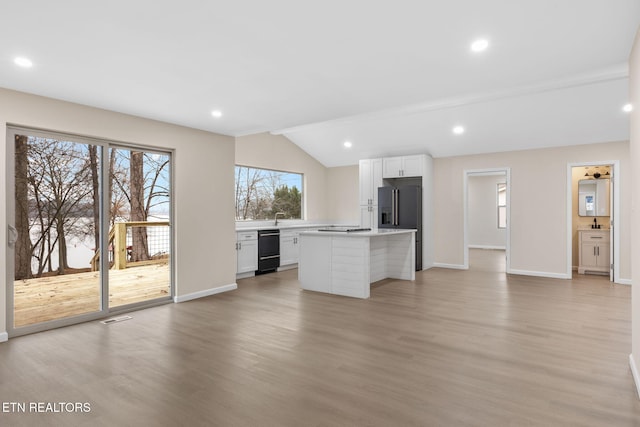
[[593, 247, 596, 256], [597, 246, 600, 256], [591, 236, 603, 239], [239, 242, 242, 250]]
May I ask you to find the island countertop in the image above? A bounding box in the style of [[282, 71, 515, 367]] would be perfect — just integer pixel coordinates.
[[298, 228, 416, 237], [298, 228, 416, 298]]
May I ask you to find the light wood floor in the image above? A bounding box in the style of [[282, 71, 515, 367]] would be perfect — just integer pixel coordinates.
[[1, 249, 638, 426], [13, 263, 170, 327]]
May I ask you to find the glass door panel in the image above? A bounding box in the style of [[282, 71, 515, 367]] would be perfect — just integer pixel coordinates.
[[107, 147, 171, 308], [13, 134, 102, 328]]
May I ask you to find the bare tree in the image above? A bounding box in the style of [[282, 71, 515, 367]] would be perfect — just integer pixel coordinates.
[[129, 151, 149, 262], [88, 145, 100, 254], [26, 138, 94, 275], [14, 135, 32, 280]]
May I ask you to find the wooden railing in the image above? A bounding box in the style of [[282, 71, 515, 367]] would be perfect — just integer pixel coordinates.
[[90, 221, 170, 271]]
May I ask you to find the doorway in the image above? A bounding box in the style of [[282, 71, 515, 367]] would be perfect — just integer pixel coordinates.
[[463, 168, 511, 272], [567, 161, 619, 282], [7, 127, 173, 336]]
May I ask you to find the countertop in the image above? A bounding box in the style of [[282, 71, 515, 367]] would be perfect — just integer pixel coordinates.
[[298, 228, 417, 237], [236, 223, 356, 232]]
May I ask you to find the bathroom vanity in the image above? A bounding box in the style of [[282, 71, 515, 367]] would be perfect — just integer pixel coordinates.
[[578, 229, 610, 275]]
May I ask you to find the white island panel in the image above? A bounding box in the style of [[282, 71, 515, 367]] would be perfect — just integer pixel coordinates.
[[298, 229, 415, 299]]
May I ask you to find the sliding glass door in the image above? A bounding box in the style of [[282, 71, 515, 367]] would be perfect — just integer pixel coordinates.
[[107, 147, 171, 308], [11, 131, 103, 329], [8, 128, 172, 335]]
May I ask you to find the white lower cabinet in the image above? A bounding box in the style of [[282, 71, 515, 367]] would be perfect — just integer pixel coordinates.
[[578, 230, 610, 275], [360, 205, 378, 229], [280, 229, 302, 267], [236, 231, 258, 274]]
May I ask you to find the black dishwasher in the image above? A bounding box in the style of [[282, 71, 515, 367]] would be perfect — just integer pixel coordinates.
[[257, 229, 280, 274]]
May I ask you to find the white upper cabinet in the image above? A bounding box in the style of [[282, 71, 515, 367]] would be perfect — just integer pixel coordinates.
[[359, 158, 382, 205], [382, 155, 425, 178]]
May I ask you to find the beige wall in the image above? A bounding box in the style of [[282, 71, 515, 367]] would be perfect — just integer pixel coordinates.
[[434, 141, 630, 279], [325, 165, 359, 223], [0, 88, 236, 338], [235, 133, 328, 221], [630, 26, 640, 392], [468, 174, 507, 248]]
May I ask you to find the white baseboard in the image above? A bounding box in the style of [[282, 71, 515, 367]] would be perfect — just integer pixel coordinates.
[[277, 264, 298, 272], [0, 332, 8, 343], [432, 262, 467, 270], [174, 283, 237, 303], [468, 245, 506, 250], [236, 271, 255, 280], [508, 269, 571, 279], [617, 278, 632, 285], [630, 354, 640, 399]]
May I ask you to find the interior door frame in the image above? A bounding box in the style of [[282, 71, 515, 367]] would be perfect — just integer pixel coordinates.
[[463, 167, 511, 272], [566, 160, 620, 282]]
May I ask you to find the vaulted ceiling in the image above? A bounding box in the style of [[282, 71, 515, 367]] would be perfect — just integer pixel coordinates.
[[3, 1, 639, 166]]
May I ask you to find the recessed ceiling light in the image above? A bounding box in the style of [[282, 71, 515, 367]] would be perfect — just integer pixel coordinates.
[[343, 141, 353, 148], [452, 126, 465, 135], [623, 103, 633, 113], [211, 110, 222, 118], [14, 57, 33, 68], [470, 39, 489, 53]]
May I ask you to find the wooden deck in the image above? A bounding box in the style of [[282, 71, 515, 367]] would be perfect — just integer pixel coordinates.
[[13, 263, 170, 327]]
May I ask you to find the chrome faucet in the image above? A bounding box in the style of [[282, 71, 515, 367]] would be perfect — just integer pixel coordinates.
[[274, 212, 286, 226]]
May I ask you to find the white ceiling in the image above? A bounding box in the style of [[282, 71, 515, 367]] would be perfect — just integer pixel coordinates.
[[2, 1, 639, 167]]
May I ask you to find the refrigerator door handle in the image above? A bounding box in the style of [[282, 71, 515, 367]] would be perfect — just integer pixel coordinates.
[[393, 189, 399, 226]]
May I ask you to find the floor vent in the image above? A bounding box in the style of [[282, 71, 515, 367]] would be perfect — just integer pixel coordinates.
[[101, 315, 133, 325]]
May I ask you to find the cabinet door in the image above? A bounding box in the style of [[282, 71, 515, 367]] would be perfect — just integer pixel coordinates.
[[371, 158, 383, 205], [237, 239, 258, 273], [280, 234, 298, 266], [359, 159, 373, 205], [596, 243, 610, 270], [360, 159, 383, 205], [360, 205, 378, 229], [580, 242, 598, 268], [401, 155, 424, 177], [382, 157, 403, 178]]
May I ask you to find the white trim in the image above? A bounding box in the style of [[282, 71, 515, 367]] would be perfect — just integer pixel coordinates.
[[566, 160, 620, 282], [277, 264, 298, 272], [509, 269, 571, 280], [173, 283, 237, 303], [468, 245, 506, 250], [236, 271, 256, 280], [0, 332, 8, 343], [464, 168, 511, 272], [630, 354, 640, 399], [617, 278, 632, 286], [432, 262, 467, 270]]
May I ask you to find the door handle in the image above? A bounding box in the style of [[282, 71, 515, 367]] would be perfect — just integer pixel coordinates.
[[8, 224, 18, 248]]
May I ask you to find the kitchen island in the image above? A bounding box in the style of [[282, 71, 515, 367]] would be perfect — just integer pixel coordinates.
[[297, 228, 416, 299]]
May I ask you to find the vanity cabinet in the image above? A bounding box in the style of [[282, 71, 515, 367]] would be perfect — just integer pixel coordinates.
[[578, 230, 610, 275]]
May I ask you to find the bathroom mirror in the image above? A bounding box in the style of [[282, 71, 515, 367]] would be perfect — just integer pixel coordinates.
[[578, 179, 610, 217]]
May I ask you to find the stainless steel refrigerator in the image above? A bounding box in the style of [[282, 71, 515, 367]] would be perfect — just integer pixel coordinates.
[[378, 185, 422, 270]]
